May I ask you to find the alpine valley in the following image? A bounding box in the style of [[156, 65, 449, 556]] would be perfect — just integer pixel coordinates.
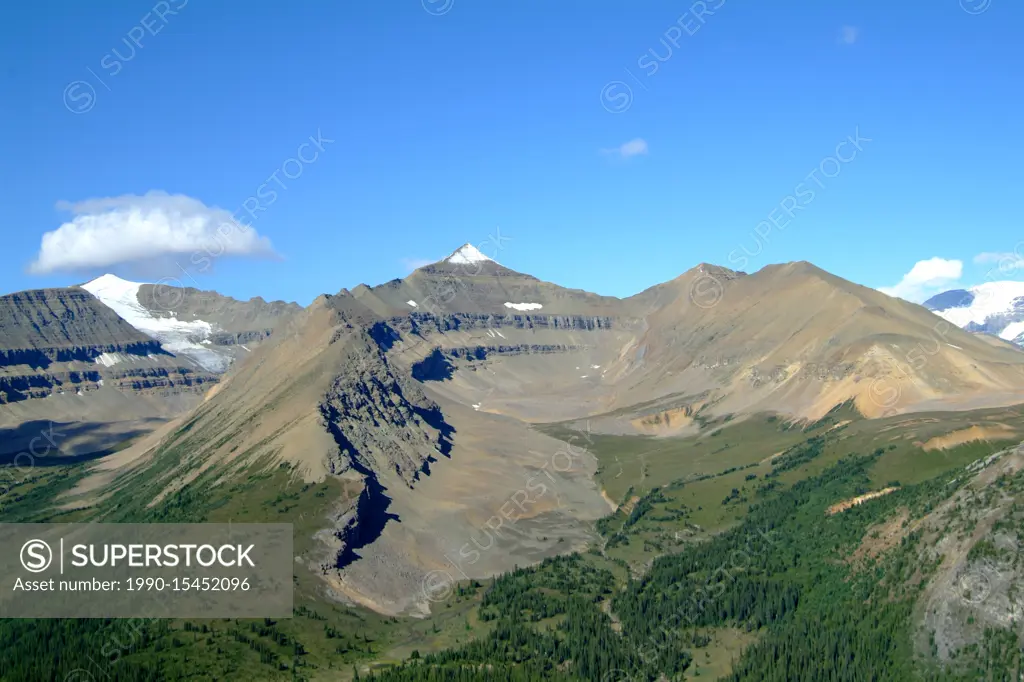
[[5, 246, 1024, 681]]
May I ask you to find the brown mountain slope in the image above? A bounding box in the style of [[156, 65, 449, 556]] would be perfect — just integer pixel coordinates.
[[404, 259, 1024, 432], [622, 261, 1024, 421]]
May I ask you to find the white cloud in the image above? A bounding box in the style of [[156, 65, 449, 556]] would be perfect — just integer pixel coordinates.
[[29, 191, 276, 274], [839, 25, 859, 45], [974, 251, 1024, 272], [400, 257, 435, 272], [879, 257, 963, 302], [602, 138, 648, 159]]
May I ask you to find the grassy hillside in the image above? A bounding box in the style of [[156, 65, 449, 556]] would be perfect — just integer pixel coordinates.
[[359, 441, 1024, 681]]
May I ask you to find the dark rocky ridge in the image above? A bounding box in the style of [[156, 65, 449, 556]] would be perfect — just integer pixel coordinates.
[[410, 343, 587, 382], [315, 330, 455, 571], [0, 288, 162, 369], [0, 282, 275, 418], [206, 329, 274, 346], [923, 289, 975, 311], [0, 365, 216, 404], [318, 332, 452, 488], [397, 313, 619, 334], [0, 341, 163, 370], [0, 287, 211, 405], [135, 283, 301, 335], [0, 278, 301, 417]]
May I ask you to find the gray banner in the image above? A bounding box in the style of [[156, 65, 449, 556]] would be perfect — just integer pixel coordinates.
[[0, 523, 293, 618]]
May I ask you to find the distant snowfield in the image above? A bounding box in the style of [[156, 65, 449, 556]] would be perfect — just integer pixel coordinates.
[[934, 281, 1024, 328], [504, 302, 543, 311], [1001, 320, 1024, 342], [82, 274, 231, 372], [930, 281, 1024, 347]]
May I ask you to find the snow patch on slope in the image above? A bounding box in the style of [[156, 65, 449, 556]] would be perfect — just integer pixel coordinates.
[[82, 274, 230, 372], [94, 352, 130, 367], [1000, 320, 1024, 342], [504, 302, 543, 311]]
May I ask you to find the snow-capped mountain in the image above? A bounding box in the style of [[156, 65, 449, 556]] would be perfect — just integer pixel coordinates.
[[442, 243, 497, 265], [81, 274, 301, 372], [82, 274, 231, 372], [924, 281, 1024, 346]]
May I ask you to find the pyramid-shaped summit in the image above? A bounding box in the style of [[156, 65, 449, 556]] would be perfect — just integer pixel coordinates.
[[443, 243, 497, 265], [414, 242, 516, 278]]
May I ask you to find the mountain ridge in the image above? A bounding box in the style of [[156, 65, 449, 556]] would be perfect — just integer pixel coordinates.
[[0, 273, 301, 458], [57, 248, 1024, 616]]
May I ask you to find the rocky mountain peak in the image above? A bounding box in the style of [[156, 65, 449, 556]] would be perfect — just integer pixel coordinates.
[[683, 262, 744, 281], [443, 243, 496, 266], [80, 273, 135, 290]]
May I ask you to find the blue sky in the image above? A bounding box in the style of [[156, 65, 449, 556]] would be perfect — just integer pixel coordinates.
[[1, 0, 1021, 305]]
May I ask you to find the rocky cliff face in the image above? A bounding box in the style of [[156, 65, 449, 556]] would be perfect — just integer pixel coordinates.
[[0, 288, 162, 367], [394, 313, 620, 334], [315, 330, 454, 571], [318, 330, 452, 487]]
